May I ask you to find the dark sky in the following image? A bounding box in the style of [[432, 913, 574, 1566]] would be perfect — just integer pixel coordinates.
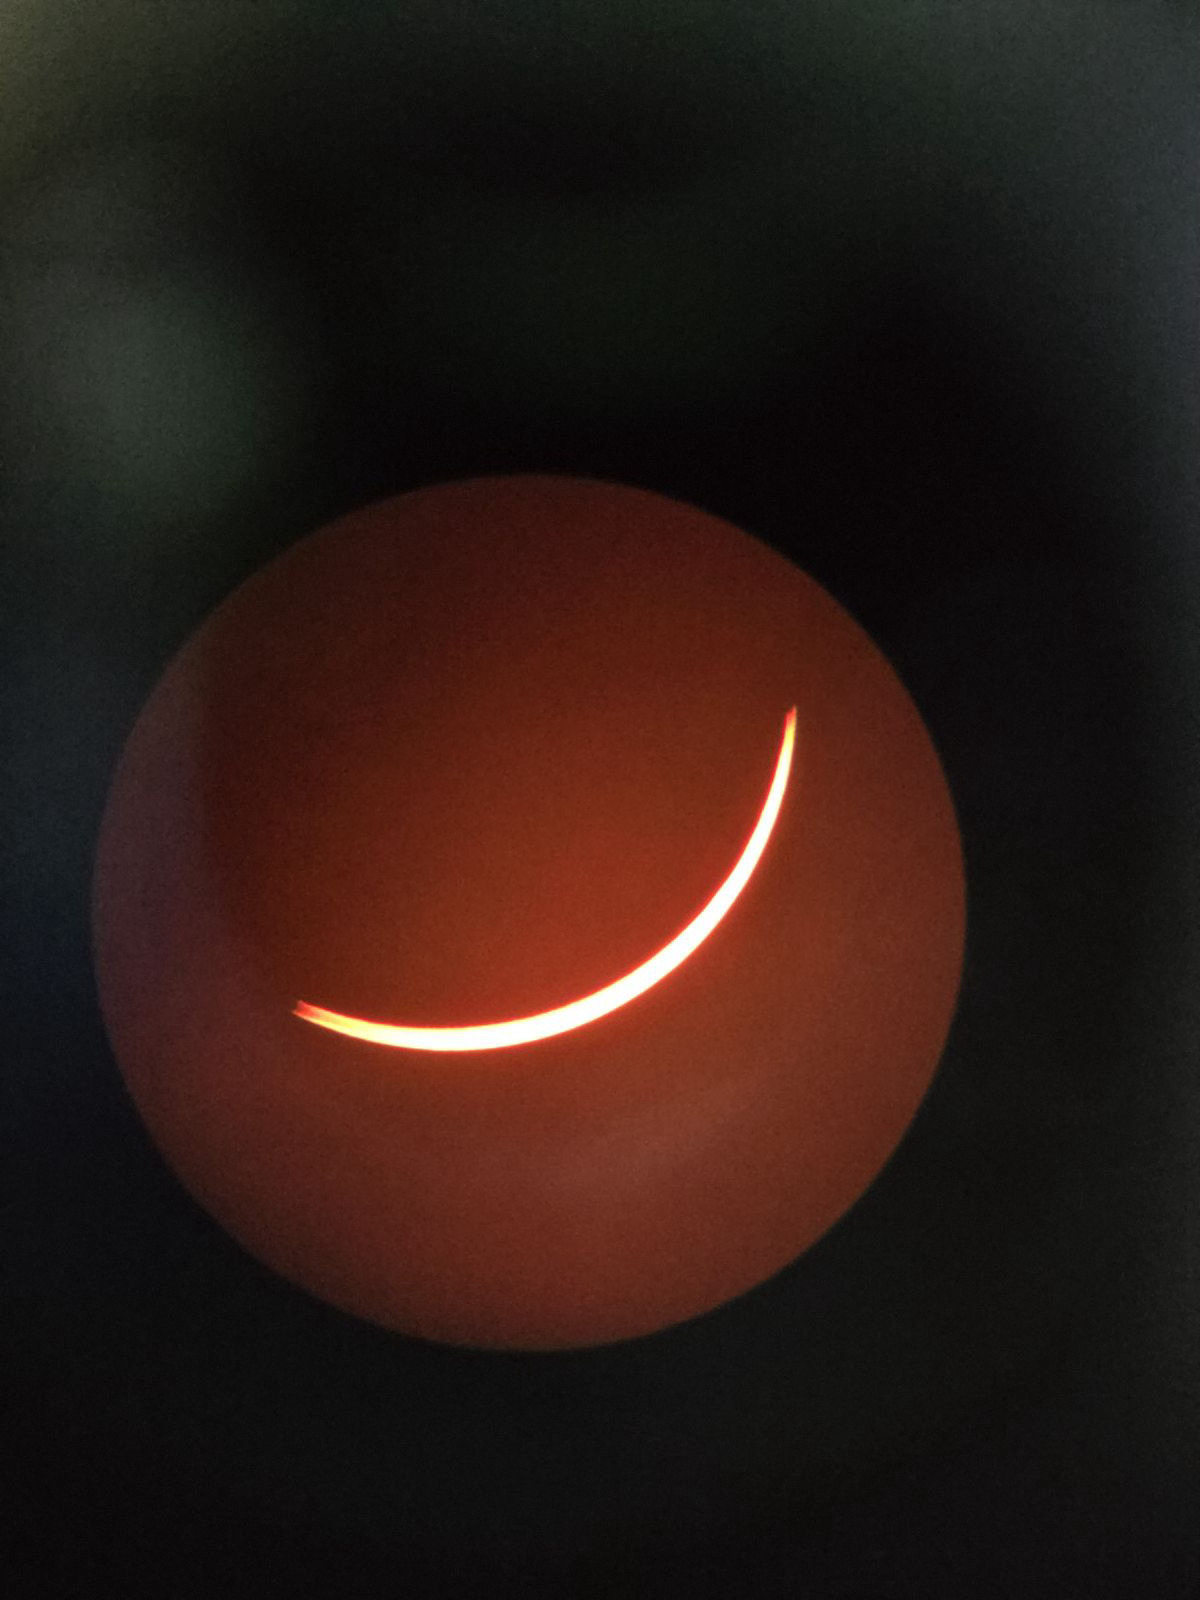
[[2, 3, 1198, 1596]]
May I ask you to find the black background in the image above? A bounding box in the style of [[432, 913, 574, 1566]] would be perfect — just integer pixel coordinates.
[[2, 3, 1198, 1595]]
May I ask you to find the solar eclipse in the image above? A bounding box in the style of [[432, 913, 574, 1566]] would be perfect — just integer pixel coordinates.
[[294, 706, 797, 1052], [93, 475, 964, 1349]]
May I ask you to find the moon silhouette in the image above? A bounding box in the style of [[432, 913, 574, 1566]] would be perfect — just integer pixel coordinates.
[[295, 707, 796, 1052], [93, 476, 964, 1350]]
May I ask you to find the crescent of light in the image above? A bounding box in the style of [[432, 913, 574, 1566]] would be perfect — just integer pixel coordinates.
[[294, 706, 797, 1053]]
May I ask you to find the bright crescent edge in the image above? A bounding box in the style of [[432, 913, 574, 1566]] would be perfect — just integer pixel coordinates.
[[294, 707, 797, 1053]]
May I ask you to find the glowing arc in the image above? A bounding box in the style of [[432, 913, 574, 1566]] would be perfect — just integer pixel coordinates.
[[294, 707, 797, 1053]]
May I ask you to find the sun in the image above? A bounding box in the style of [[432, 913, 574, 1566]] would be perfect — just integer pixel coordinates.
[[93, 476, 963, 1349], [294, 707, 796, 1052]]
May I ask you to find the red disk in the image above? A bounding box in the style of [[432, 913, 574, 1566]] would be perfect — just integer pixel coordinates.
[[93, 476, 964, 1349]]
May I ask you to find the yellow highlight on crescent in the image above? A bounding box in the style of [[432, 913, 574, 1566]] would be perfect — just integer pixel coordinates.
[[294, 707, 797, 1053]]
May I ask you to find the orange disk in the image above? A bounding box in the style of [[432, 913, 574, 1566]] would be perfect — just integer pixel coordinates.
[[93, 476, 964, 1349]]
